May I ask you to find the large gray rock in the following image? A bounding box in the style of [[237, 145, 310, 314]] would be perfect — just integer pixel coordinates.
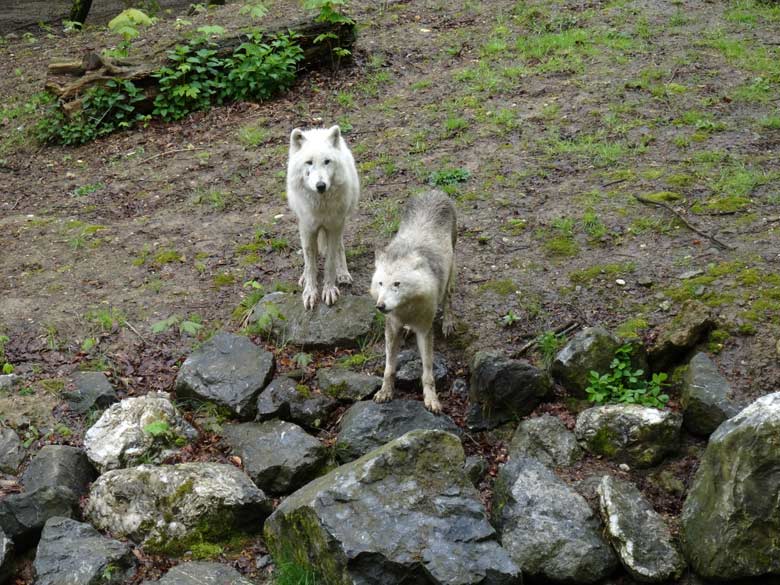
[[468, 351, 552, 430], [316, 367, 381, 401], [175, 332, 275, 419], [649, 301, 715, 371], [85, 463, 272, 554], [395, 349, 449, 387], [598, 475, 685, 582], [492, 457, 617, 583], [143, 562, 255, 585], [221, 420, 329, 496], [21, 445, 96, 497], [509, 414, 582, 468], [0, 486, 78, 545], [63, 371, 118, 414], [84, 392, 198, 472], [256, 376, 337, 429], [551, 327, 622, 397], [249, 292, 377, 348], [0, 425, 24, 474], [265, 430, 520, 585], [681, 392, 780, 580], [0, 374, 19, 390], [0, 527, 12, 584], [33, 516, 135, 585], [575, 404, 682, 468], [681, 352, 740, 436], [335, 399, 461, 462]]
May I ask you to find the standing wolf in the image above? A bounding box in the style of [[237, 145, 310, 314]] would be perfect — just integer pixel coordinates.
[[287, 125, 360, 309], [370, 191, 457, 414]]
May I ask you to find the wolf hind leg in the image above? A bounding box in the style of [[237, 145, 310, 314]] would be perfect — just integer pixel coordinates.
[[418, 328, 441, 413], [375, 317, 403, 403], [441, 254, 456, 337], [335, 224, 352, 285]]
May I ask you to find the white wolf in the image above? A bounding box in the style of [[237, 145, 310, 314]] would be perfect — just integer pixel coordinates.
[[370, 191, 457, 414], [287, 125, 360, 309]]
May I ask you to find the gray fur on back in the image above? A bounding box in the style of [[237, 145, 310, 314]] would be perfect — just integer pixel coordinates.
[[398, 190, 457, 246]]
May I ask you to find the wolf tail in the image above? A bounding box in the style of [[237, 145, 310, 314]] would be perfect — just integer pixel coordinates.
[[317, 228, 327, 257]]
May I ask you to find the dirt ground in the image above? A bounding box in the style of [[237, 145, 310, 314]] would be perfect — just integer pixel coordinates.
[[1, 0, 779, 582]]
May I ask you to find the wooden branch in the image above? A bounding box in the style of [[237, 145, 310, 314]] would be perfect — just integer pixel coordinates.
[[512, 320, 580, 359], [633, 195, 736, 250]]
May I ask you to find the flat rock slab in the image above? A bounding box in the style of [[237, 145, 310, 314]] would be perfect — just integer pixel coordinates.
[[249, 292, 377, 348], [681, 392, 780, 580], [492, 457, 618, 583], [221, 420, 329, 496], [33, 516, 135, 585], [681, 352, 740, 436], [0, 486, 79, 546], [598, 475, 685, 582], [265, 430, 520, 584], [84, 462, 271, 554], [395, 349, 449, 387], [256, 376, 337, 429], [336, 399, 461, 462], [175, 332, 275, 419], [63, 371, 117, 414], [468, 351, 551, 430], [551, 326, 622, 397], [143, 562, 255, 585], [0, 394, 57, 433], [509, 414, 582, 468], [575, 404, 682, 468], [649, 300, 715, 371], [21, 445, 96, 497], [84, 392, 198, 472], [0, 425, 24, 474], [316, 367, 381, 401]]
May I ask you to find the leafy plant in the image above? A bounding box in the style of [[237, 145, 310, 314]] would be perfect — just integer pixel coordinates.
[[501, 309, 520, 327], [293, 352, 313, 368], [224, 32, 303, 102], [151, 315, 203, 336], [304, 0, 354, 64], [0, 335, 12, 375], [240, 0, 269, 19], [537, 330, 565, 367], [585, 345, 669, 408], [429, 167, 471, 186]]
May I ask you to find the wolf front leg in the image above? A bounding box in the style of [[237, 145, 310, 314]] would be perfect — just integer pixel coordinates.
[[418, 328, 441, 413], [441, 253, 456, 337], [335, 225, 352, 285], [321, 228, 341, 305], [374, 316, 403, 404], [299, 225, 319, 309]]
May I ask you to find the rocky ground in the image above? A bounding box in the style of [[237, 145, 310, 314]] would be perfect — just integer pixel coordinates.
[[1, 0, 779, 583]]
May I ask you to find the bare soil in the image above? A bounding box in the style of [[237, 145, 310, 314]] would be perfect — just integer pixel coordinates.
[[1, 0, 779, 582]]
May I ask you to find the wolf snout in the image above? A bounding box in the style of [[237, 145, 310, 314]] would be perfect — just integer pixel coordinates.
[[376, 302, 389, 313], [316, 181, 327, 193]]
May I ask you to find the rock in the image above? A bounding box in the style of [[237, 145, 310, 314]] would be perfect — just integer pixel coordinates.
[[316, 367, 381, 401], [84, 392, 198, 472], [681, 392, 780, 580], [575, 404, 682, 468], [0, 527, 12, 584], [509, 414, 582, 468], [255, 377, 337, 429], [143, 562, 254, 585], [175, 332, 275, 419], [265, 430, 520, 584], [0, 374, 19, 390], [551, 326, 622, 397], [84, 463, 272, 554], [597, 475, 685, 582], [335, 399, 461, 462], [395, 349, 449, 387], [467, 351, 552, 430], [681, 352, 740, 436], [33, 517, 135, 585], [0, 394, 57, 433], [464, 455, 488, 486], [451, 377, 468, 395], [249, 292, 377, 348], [221, 420, 329, 496], [63, 371, 118, 414], [21, 445, 96, 497], [649, 301, 715, 370], [0, 425, 24, 474], [0, 486, 78, 546], [492, 457, 617, 583]]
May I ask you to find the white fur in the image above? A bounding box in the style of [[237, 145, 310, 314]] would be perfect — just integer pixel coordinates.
[[286, 126, 360, 308]]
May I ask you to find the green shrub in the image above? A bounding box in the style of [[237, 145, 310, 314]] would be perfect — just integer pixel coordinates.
[[585, 345, 669, 408], [224, 32, 303, 102]]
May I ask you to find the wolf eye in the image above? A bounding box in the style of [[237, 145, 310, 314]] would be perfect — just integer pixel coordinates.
[[324, 159, 331, 165], [378, 281, 383, 286], [305, 160, 313, 165], [393, 281, 400, 287]]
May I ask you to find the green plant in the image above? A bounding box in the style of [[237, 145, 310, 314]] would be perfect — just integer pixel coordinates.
[[151, 314, 203, 336], [240, 0, 269, 19], [0, 335, 12, 375], [501, 309, 520, 327], [537, 330, 565, 367], [585, 345, 670, 408], [274, 557, 322, 585], [429, 167, 471, 186], [293, 352, 313, 368]]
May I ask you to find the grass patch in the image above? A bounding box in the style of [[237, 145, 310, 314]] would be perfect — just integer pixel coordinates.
[[569, 262, 635, 284], [479, 279, 517, 296]]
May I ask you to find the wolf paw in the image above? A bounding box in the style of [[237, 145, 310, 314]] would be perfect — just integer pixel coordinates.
[[321, 284, 340, 306], [441, 314, 455, 338], [337, 271, 353, 285], [302, 287, 318, 310], [298, 273, 306, 287], [424, 390, 442, 414], [374, 385, 394, 403]]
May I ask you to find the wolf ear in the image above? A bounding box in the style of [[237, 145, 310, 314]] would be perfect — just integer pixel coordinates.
[[290, 128, 305, 153], [327, 125, 341, 147], [374, 248, 385, 265]]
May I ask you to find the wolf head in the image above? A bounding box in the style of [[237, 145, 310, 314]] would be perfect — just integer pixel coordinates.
[[370, 252, 432, 314], [289, 125, 344, 194]]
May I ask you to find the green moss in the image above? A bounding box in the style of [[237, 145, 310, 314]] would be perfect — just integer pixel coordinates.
[[323, 381, 348, 399], [190, 542, 223, 559], [212, 272, 236, 288], [154, 249, 183, 265], [615, 317, 649, 340], [479, 279, 517, 296], [707, 329, 730, 353], [642, 191, 683, 203], [692, 195, 751, 214], [588, 426, 619, 457], [295, 384, 311, 398], [569, 262, 635, 284]]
